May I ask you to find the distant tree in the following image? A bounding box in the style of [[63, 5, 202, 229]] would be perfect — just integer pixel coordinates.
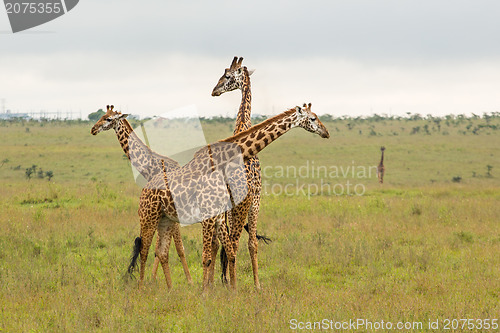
[[24, 165, 38, 180], [25, 167, 34, 179], [486, 165, 493, 178], [483, 112, 492, 123], [319, 114, 333, 122], [46, 171, 54, 181], [0, 158, 8, 168], [411, 126, 420, 135], [88, 109, 105, 122], [433, 119, 441, 132]]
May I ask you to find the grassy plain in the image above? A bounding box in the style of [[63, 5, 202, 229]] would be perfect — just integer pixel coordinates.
[[0, 115, 499, 332]]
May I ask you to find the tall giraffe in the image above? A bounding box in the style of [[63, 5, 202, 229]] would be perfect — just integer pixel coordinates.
[[146, 60, 270, 276], [211, 56, 265, 288], [90, 105, 193, 284], [377, 146, 385, 184], [138, 103, 329, 290]]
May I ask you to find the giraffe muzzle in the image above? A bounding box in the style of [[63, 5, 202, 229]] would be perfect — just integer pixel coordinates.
[[318, 123, 330, 139], [90, 127, 100, 135]]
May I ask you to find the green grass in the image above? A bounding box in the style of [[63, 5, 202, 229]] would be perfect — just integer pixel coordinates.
[[0, 116, 499, 332]]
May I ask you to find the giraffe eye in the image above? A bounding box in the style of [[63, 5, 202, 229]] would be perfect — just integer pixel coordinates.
[[225, 74, 230, 79], [310, 117, 317, 121]]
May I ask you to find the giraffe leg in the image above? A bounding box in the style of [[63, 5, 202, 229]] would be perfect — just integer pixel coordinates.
[[172, 223, 193, 284], [151, 234, 160, 280], [247, 193, 261, 290], [227, 197, 252, 287], [208, 231, 219, 286], [137, 193, 161, 288], [201, 217, 216, 291], [138, 221, 155, 288], [220, 211, 233, 284], [216, 214, 236, 290], [156, 218, 173, 289]]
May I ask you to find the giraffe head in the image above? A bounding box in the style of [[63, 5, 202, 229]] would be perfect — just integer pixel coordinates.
[[211, 56, 254, 96], [90, 105, 129, 135], [293, 103, 330, 139]]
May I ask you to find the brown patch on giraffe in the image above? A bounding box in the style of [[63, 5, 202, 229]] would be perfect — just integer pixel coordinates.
[[256, 132, 265, 140]]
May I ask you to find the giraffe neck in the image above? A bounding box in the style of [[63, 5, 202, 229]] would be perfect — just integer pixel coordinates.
[[114, 119, 179, 182], [380, 150, 384, 165], [222, 108, 298, 160], [114, 119, 134, 159], [233, 73, 252, 134]]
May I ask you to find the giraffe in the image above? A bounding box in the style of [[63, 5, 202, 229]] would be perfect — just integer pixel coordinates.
[[211, 56, 265, 288], [377, 146, 385, 184], [92, 106, 271, 288], [137, 103, 329, 290], [90, 105, 193, 284]]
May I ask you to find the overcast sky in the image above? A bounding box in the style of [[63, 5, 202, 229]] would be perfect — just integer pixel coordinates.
[[1, 0, 500, 118]]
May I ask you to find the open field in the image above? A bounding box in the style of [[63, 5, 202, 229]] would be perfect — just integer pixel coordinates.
[[0, 115, 499, 332]]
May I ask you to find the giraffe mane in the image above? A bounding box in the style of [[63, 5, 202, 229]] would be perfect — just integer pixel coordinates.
[[121, 118, 134, 133], [220, 108, 296, 143]]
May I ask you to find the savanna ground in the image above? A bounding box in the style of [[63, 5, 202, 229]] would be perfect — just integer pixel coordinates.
[[0, 114, 499, 332]]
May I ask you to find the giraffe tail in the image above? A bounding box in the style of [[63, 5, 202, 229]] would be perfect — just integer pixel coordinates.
[[220, 248, 228, 285], [245, 223, 273, 245], [127, 237, 142, 276], [220, 214, 230, 285], [220, 223, 272, 284]]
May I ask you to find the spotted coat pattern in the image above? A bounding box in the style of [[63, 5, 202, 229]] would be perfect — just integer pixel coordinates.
[[212, 56, 263, 288], [151, 103, 329, 290], [378, 146, 386, 184], [91, 105, 192, 287]]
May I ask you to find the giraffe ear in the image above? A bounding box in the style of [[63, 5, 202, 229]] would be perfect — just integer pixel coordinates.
[[247, 69, 255, 76], [109, 112, 128, 120], [295, 106, 304, 115]]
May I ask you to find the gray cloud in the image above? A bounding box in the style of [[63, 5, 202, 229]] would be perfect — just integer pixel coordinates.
[[1, 0, 500, 117], [2, 0, 500, 61]]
